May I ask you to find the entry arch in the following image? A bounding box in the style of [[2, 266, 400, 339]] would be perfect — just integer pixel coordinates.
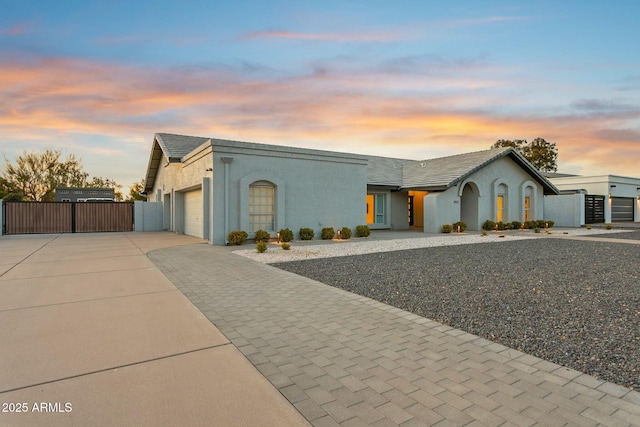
[[459, 180, 480, 231]]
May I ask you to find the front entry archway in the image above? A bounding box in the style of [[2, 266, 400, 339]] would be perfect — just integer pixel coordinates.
[[460, 182, 480, 230]]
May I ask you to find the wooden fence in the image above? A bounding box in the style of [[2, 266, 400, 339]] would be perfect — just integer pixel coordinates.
[[2, 202, 133, 235]]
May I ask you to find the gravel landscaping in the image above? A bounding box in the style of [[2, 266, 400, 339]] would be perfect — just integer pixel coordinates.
[[591, 230, 640, 240], [272, 238, 640, 391]]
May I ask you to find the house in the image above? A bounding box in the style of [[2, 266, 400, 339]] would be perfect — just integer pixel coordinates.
[[55, 187, 115, 202], [545, 174, 640, 225], [143, 133, 559, 244]]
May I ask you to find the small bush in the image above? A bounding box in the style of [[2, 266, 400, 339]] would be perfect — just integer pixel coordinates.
[[545, 220, 555, 228], [586, 225, 593, 230], [496, 221, 506, 231], [606, 223, 613, 230], [481, 230, 487, 237], [441, 224, 453, 233], [228, 230, 248, 245], [533, 227, 541, 233], [299, 227, 315, 240], [511, 221, 522, 230], [321, 227, 335, 240], [482, 220, 496, 231], [281, 242, 291, 250], [340, 227, 352, 239], [256, 241, 267, 253], [278, 228, 294, 242], [523, 220, 536, 229], [355, 225, 371, 237], [254, 229, 270, 242], [452, 221, 467, 232]]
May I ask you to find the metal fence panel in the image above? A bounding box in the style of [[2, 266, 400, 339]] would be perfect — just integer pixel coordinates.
[[4, 202, 72, 234], [75, 202, 134, 232]]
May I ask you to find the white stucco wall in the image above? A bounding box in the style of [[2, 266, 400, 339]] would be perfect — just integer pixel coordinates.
[[134, 201, 164, 231], [150, 144, 213, 236], [210, 142, 368, 245], [544, 193, 584, 227], [422, 156, 546, 233]]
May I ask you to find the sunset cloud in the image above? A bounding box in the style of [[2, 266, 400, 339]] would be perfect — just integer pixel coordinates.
[[1, 50, 639, 180]]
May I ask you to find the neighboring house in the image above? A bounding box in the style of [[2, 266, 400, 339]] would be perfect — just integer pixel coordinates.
[[55, 187, 115, 202], [143, 133, 559, 244], [546, 174, 640, 224]]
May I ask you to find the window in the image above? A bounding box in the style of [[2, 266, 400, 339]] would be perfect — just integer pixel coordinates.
[[366, 193, 386, 225], [249, 181, 275, 232], [524, 196, 531, 222], [375, 194, 385, 224], [496, 195, 504, 222]]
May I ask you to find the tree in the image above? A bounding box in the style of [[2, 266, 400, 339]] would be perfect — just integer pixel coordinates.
[[126, 179, 147, 202], [492, 138, 558, 172], [1, 149, 122, 201], [0, 176, 22, 200]]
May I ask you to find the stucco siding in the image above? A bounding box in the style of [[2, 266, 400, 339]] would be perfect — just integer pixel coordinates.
[[211, 146, 367, 244]]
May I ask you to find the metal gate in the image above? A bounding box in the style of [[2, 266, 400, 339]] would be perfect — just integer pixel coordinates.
[[584, 195, 605, 224], [2, 202, 134, 235]]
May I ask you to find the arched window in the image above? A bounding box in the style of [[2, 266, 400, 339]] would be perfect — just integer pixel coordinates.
[[494, 182, 508, 222], [249, 181, 275, 232]]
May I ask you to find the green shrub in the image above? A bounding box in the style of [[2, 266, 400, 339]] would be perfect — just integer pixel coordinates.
[[228, 230, 248, 245], [535, 219, 546, 228], [254, 229, 270, 242], [355, 225, 371, 237], [452, 221, 467, 232], [278, 228, 294, 242], [511, 221, 522, 230], [299, 227, 315, 240], [441, 224, 453, 233], [544, 220, 555, 228], [256, 241, 267, 253], [523, 220, 536, 229], [321, 227, 335, 240], [482, 220, 496, 231], [340, 227, 352, 239], [505, 222, 514, 230], [586, 225, 593, 230], [606, 223, 613, 230], [481, 230, 487, 237], [281, 242, 291, 250], [533, 227, 541, 233], [496, 221, 506, 231], [2, 192, 24, 202]]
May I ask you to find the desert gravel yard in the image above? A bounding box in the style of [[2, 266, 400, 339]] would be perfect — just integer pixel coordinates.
[[273, 238, 640, 391]]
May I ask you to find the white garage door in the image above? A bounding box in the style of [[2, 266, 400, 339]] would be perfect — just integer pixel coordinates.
[[184, 189, 203, 238]]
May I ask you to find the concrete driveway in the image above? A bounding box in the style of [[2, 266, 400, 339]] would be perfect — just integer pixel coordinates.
[[0, 232, 308, 426]]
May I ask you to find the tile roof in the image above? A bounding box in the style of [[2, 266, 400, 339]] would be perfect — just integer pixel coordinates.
[[366, 155, 411, 187], [155, 133, 211, 160], [145, 133, 558, 195]]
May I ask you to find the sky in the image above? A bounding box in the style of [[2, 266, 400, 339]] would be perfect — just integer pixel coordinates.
[[1, 1, 639, 192]]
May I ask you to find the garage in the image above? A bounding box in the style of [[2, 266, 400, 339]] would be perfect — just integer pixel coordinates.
[[611, 197, 634, 222], [184, 188, 203, 238]]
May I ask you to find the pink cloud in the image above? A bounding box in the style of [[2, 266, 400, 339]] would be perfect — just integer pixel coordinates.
[[1, 54, 638, 178], [0, 24, 28, 35]]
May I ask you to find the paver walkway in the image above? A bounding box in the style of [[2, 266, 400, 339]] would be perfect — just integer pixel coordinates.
[[149, 242, 640, 426]]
